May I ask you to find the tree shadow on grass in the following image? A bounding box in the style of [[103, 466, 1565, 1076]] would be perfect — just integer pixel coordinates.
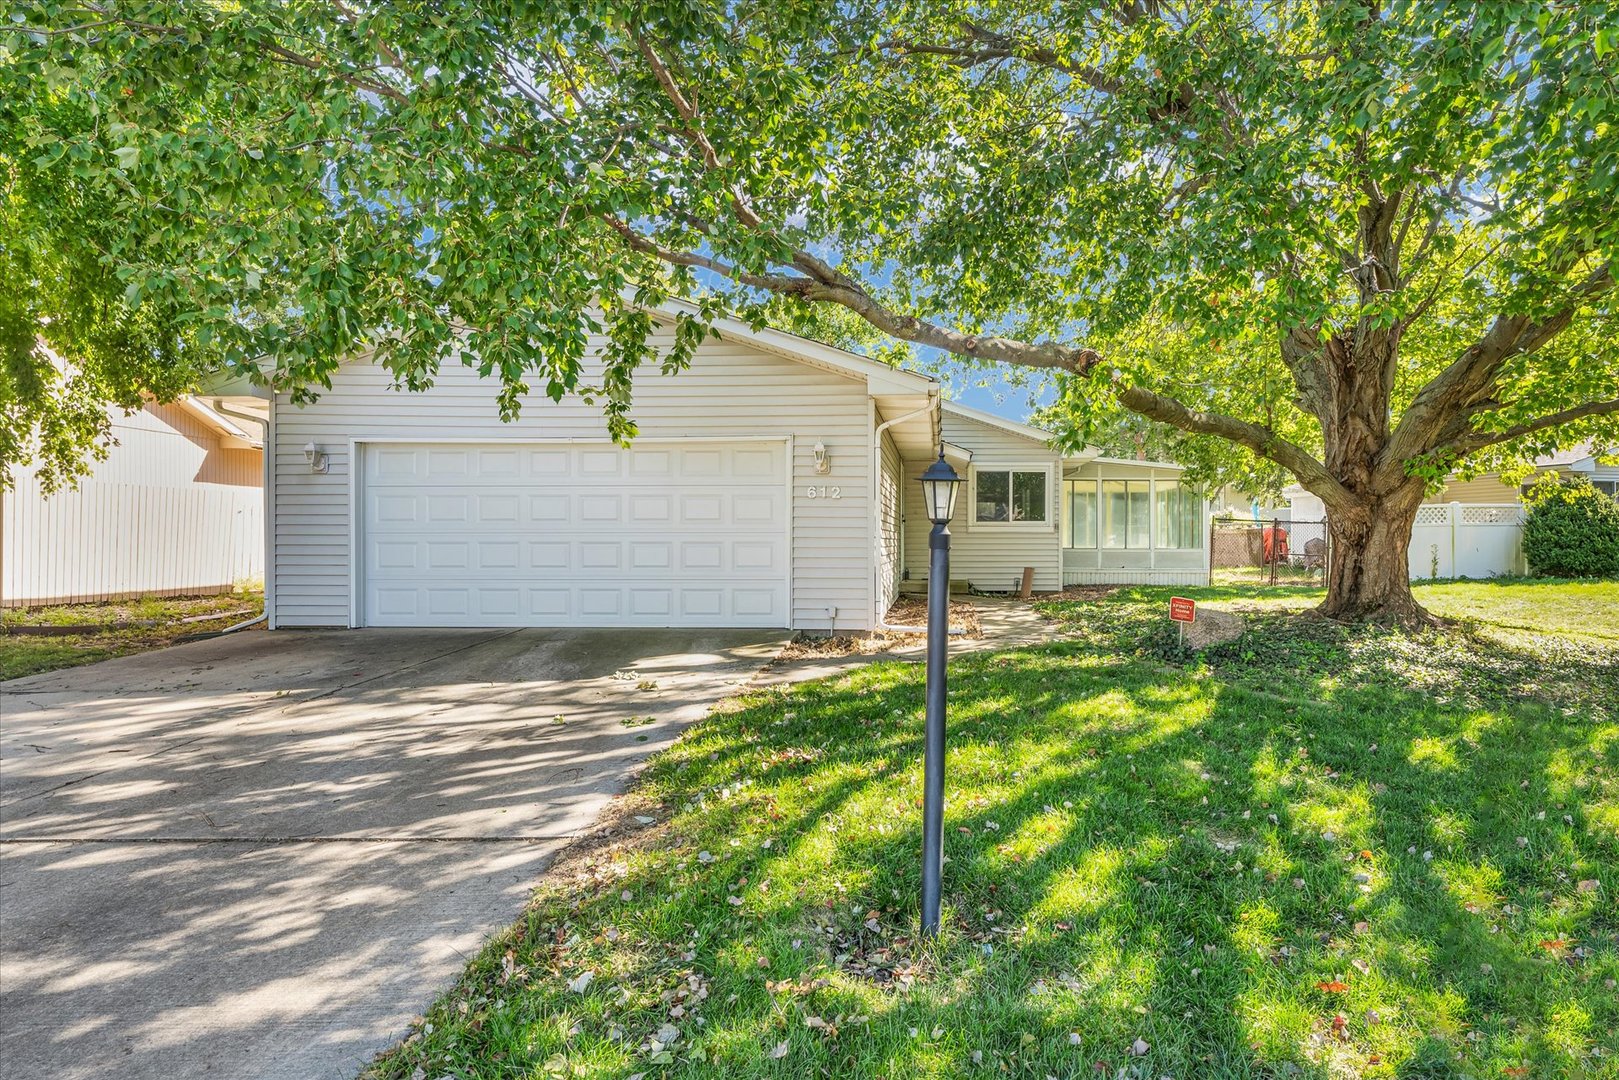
[[368, 639, 1618, 1080]]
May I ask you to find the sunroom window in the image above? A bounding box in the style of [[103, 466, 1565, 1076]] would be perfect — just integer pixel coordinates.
[[1063, 480, 1097, 547], [1156, 481, 1202, 548], [1101, 480, 1150, 548]]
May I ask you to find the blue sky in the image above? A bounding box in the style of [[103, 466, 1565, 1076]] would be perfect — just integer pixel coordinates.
[[914, 352, 1059, 426], [948, 369, 1052, 424]]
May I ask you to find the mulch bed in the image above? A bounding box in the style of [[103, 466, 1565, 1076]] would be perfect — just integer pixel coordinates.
[[776, 598, 984, 659]]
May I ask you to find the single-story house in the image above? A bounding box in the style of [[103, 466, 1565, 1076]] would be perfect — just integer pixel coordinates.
[[210, 306, 1206, 633], [1286, 443, 1618, 522], [3, 394, 266, 607]]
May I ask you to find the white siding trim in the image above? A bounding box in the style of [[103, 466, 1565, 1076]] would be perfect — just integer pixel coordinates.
[[265, 394, 277, 628], [784, 433, 796, 629], [347, 436, 360, 628]]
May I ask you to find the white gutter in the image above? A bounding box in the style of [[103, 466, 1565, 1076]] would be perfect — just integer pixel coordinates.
[[174, 395, 260, 448], [871, 394, 967, 636]]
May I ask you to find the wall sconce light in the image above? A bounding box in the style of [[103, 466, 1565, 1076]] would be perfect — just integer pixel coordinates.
[[303, 442, 329, 474], [813, 441, 830, 474]]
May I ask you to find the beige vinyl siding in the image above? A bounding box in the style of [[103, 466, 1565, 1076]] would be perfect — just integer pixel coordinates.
[[3, 401, 263, 607], [877, 429, 903, 609], [903, 411, 1062, 592], [1424, 474, 1522, 504], [271, 329, 874, 631]]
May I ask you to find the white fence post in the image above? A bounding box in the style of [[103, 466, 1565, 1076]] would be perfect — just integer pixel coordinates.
[[1450, 501, 1461, 579]]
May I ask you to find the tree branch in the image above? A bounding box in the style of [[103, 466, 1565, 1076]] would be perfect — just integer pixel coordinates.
[[1117, 386, 1356, 510], [1380, 261, 1612, 480], [601, 217, 1103, 372], [1443, 398, 1619, 457]]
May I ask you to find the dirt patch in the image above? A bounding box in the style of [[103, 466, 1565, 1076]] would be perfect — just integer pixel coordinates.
[[776, 598, 984, 659], [1031, 585, 1123, 603]]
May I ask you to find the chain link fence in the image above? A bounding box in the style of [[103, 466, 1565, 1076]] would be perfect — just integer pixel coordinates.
[[1210, 518, 1330, 586]]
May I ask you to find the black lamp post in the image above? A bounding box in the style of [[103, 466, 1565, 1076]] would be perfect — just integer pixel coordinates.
[[917, 451, 962, 936]]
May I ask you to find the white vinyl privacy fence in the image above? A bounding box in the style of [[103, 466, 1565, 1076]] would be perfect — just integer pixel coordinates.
[[2, 473, 263, 607], [1408, 502, 1527, 581]]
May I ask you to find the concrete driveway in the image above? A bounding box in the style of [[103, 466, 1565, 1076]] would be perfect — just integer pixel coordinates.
[[0, 627, 783, 1080]]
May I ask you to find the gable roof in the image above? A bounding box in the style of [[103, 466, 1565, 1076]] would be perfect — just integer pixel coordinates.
[[649, 299, 937, 395], [941, 400, 1058, 444]]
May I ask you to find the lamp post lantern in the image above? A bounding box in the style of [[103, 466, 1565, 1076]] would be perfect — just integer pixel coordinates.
[[917, 451, 962, 936]]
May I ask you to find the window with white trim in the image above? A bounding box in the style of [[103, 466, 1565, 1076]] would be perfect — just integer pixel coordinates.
[[974, 469, 1048, 523]]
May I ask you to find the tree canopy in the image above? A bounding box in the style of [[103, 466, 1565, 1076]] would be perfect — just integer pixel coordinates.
[[4, 2, 1615, 554]]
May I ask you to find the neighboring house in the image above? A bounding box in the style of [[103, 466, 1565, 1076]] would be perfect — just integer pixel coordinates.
[[3, 396, 266, 607], [1419, 444, 1618, 504], [211, 305, 1207, 634], [1209, 485, 1292, 523], [1285, 443, 1618, 522]]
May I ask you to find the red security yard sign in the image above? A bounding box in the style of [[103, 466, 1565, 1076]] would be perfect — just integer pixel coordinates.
[[1169, 596, 1197, 623]]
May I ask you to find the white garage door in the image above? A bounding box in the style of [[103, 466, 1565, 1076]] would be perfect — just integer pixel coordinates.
[[360, 441, 788, 627]]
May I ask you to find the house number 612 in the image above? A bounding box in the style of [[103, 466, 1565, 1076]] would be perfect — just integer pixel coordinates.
[[806, 485, 842, 499]]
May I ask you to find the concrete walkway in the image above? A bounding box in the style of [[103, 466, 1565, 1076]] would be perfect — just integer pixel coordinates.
[[0, 627, 782, 1080]]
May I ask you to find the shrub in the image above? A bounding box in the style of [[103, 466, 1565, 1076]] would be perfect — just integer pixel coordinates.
[[1520, 475, 1619, 578]]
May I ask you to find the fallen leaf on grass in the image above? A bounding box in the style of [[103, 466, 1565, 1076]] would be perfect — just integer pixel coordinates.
[[1316, 980, 1349, 993], [768, 1040, 789, 1059], [567, 970, 595, 993]]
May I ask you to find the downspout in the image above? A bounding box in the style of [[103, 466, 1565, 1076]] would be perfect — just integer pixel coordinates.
[[213, 398, 272, 634], [873, 394, 967, 635]]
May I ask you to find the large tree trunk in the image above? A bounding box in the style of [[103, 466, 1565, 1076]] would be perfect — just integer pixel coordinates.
[[1320, 481, 1430, 627]]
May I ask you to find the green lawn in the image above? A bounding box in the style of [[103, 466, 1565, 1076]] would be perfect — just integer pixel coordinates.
[[367, 581, 1617, 1079], [0, 590, 264, 680]]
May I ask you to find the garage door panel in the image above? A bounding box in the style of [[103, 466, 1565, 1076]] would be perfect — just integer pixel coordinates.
[[733, 541, 779, 571], [733, 447, 779, 478], [630, 449, 672, 477], [579, 495, 622, 522], [528, 542, 569, 569], [734, 493, 778, 523], [681, 590, 723, 617], [680, 449, 724, 477], [477, 542, 520, 570], [579, 449, 624, 477], [630, 495, 672, 522], [630, 542, 672, 570], [477, 494, 520, 523], [427, 448, 473, 477], [530, 494, 569, 522], [477, 448, 522, 477], [529, 448, 570, 476], [362, 441, 788, 627], [529, 590, 570, 617], [681, 542, 723, 570], [578, 542, 622, 570], [425, 541, 470, 570], [680, 494, 723, 524], [372, 448, 420, 479]]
